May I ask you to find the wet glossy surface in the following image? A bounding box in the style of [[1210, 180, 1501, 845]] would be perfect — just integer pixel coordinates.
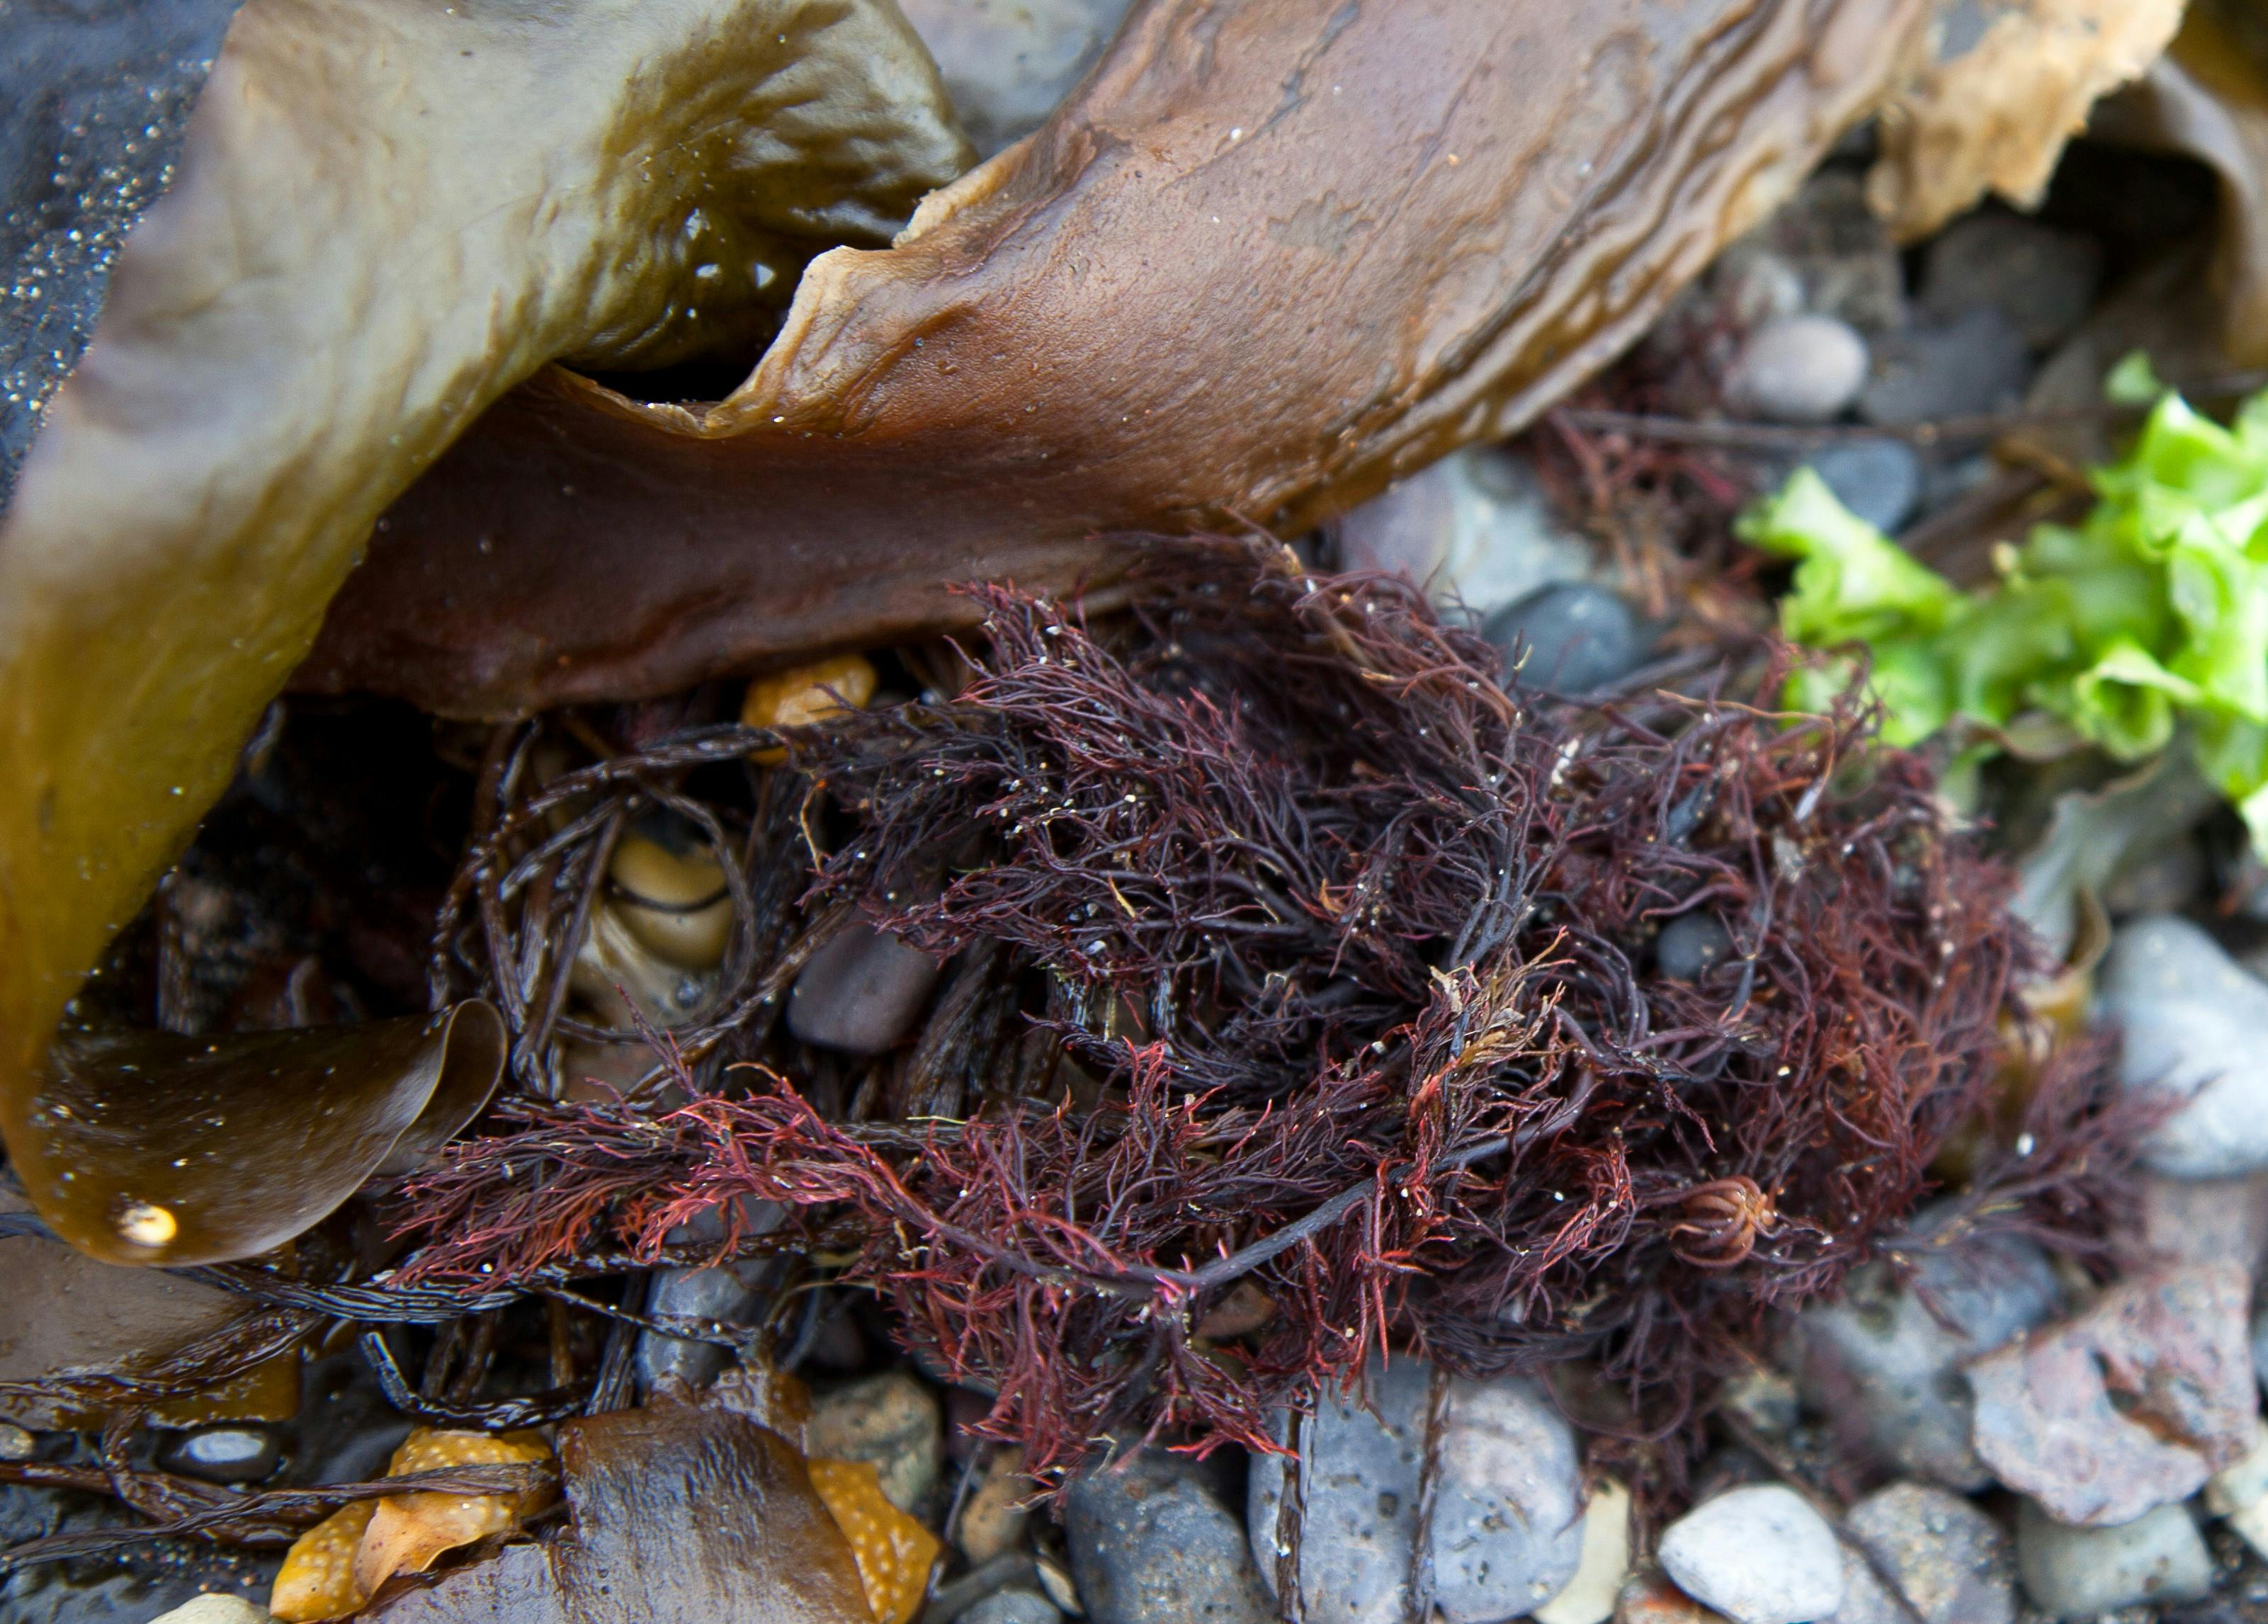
[[26, 1001, 503, 1266], [0, 0, 966, 1256]]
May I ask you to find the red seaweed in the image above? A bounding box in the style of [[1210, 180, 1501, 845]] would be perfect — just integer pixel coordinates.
[[396, 540, 2119, 1484]]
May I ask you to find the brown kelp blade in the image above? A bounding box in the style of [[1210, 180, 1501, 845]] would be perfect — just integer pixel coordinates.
[[361, 1401, 871, 1623], [28, 1002, 505, 1266], [305, 0, 1938, 721], [0, 0, 966, 1257]]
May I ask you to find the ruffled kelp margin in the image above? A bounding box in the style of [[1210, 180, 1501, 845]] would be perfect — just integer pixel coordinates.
[[392, 542, 2127, 1484]]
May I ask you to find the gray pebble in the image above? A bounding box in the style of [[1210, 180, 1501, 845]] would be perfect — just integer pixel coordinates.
[[1655, 912, 1733, 982], [1429, 1374, 1586, 1623], [1793, 1220, 2060, 1489], [788, 922, 943, 1054], [634, 1262, 761, 1393], [157, 1426, 279, 1484], [2097, 914, 2268, 1177], [1486, 583, 1650, 695], [805, 1370, 943, 1513], [1725, 314, 1870, 424], [1657, 1484, 1843, 1624], [1859, 307, 2030, 425], [1067, 1448, 1273, 1624], [960, 1589, 1066, 1624], [2253, 1296, 2268, 1391], [1801, 439, 1920, 533], [2014, 1499, 2213, 1618], [1247, 1353, 1428, 1623], [1248, 1361, 1584, 1624], [1845, 1482, 2015, 1624], [1336, 445, 1594, 623], [1826, 1546, 1908, 1624], [1919, 212, 2102, 351]]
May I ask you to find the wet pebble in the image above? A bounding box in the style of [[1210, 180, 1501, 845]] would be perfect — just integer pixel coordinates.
[[1247, 1359, 1582, 1624], [805, 1371, 943, 1514], [1485, 583, 1650, 695], [1723, 314, 1869, 424], [2014, 1499, 2213, 1618], [1844, 1481, 2015, 1624], [1336, 446, 1592, 621], [1067, 1448, 1273, 1624], [149, 1599, 278, 1624], [2097, 914, 2268, 1177], [1859, 307, 2030, 425], [1793, 1222, 2059, 1488], [633, 1261, 763, 1393], [159, 1426, 280, 1484], [1657, 1484, 1842, 1624], [1429, 1375, 1585, 1622], [1800, 438, 1920, 534], [2207, 1421, 2268, 1558], [1968, 1263, 2255, 1528], [1247, 1353, 1428, 1624], [958, 1446, 1033, 1564], [961, 1589, 1065, 1624], [1655, 912, 1733, 982], [1919, 212, 2102, 351], [788, 923, 943, 1055]]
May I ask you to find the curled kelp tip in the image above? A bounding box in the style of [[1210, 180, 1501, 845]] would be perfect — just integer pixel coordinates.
[[0, 0, 968, 1252], [23, 1001, 506, 1267]]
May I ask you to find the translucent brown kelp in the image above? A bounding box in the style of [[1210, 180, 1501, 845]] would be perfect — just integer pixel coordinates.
[[398, 546, 2108, 1480], [0, 0, 966, 1259], [2092, 0, 2268, 369], [1864, 0, 2184, 239], [32, 1004, 505, 1266], [307, 0, 1936, 720]]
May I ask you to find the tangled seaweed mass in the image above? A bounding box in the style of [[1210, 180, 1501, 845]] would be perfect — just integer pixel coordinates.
[[398, 543, 2110, 1483]]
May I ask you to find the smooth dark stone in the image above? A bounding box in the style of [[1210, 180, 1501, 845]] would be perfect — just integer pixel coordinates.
[[1066, 1448, 1271, 1624], [1656, 912, 1734, 982], [1485, 583, 1650, 695], [788, 922, 943, 1054], [1859, 306, 2031, 426], [1802, 438, 1920, 533], [158, 1424, 280, 1483], [1918, 210, 2101, 351]]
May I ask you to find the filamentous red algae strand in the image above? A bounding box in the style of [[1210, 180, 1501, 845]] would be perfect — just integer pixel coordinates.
[[395, 540, 2124, 1487]]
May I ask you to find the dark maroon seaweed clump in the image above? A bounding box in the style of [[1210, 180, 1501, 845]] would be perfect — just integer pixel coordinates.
[[398, 540, 2113, 1484]]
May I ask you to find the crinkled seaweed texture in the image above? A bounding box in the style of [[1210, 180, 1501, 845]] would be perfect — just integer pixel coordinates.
[[0, 0, 969, 1261]]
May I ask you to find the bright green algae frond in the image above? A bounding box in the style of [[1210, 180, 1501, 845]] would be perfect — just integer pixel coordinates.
[[1745, 370, 2268, 851]]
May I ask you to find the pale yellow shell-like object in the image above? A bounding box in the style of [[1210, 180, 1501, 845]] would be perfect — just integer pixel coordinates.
[[742, 654, 880, 762], [807, 1455, 941, 1624], [607, 833, 732, 972], [268, 1428, 552, 1621], [269, 1501, 376, 1623]]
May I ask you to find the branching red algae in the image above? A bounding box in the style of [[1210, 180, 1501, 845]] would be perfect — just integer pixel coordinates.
[[395, 543, 2116, 1483]]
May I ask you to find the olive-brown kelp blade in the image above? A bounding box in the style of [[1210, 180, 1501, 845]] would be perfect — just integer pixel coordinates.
[[29, 1002, 505, 1265], [361, 1401, 872, 1623], [303, 0, 1939, 722], [0, 0, 967, 1261], [2092, 0, 2268, 368]]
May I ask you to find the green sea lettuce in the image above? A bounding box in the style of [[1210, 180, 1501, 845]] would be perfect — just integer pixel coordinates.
[[1749, 368, 2268, 848]]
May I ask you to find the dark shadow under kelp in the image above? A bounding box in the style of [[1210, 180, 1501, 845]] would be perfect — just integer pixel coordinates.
[[395, 541, 2126, 1487]]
